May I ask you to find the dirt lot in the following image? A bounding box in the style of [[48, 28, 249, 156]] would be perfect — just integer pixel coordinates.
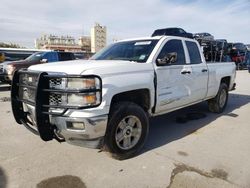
[[0, 71, 250, 188]]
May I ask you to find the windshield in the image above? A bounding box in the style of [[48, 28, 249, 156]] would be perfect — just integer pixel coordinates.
[[91, 40, 159, 63], [25, 52, 45, 62]]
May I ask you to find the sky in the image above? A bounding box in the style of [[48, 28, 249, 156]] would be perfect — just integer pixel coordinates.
[[0, 0, 249, 47]]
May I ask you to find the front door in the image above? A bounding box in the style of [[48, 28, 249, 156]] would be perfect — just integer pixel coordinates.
[[154, 39, 192, 114]]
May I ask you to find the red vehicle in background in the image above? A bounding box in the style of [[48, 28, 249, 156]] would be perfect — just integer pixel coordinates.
[[229, 43, 247, 69]]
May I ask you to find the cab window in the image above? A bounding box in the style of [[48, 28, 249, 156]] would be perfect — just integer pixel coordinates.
[[186, 41, 202, 64], [157, 39, 185, 65]]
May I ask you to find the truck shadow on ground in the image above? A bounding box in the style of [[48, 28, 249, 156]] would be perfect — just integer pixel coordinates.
[[0, 166, 8, 188], [143, 93, 250, 153], [37, 175, 86, 188]]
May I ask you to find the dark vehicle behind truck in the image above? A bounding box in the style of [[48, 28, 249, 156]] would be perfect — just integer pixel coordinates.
[[152, 27, 193, 39], [0, 51, 75, 84]]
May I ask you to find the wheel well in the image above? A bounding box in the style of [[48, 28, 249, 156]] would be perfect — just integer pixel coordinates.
[[110, 89, 150, 112], [221, 77, 230, 88]]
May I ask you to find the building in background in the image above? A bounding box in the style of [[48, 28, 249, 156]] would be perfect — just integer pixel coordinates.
[[78, 36, 91, 53], [34, 23, 107, 54], [91, 23, 107, 53], [35, 35, 81, 52]]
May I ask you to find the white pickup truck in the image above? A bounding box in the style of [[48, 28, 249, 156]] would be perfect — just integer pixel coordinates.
[[11, 35, 236, 159]]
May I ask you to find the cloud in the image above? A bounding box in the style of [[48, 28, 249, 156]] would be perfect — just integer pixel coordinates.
[[0, 0, 249, 47]]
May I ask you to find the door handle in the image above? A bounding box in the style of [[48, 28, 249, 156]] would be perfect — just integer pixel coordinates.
[[181, 71, 191, 74], [202, 69, 208, 72]]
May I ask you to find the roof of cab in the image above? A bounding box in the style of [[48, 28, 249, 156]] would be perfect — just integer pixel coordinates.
[[118, 36, 163, 42]]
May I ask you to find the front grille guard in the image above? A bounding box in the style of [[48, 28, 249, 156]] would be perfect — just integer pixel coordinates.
[[11, 69, 102, 142]]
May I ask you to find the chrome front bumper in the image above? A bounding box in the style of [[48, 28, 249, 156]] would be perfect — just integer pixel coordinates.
[[22, 103, 108, 148], [51, 114, 108, 148], [24, 103, 108, 148]]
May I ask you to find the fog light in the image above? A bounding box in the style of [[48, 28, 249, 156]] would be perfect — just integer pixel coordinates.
[[67, 122, 85, 130]]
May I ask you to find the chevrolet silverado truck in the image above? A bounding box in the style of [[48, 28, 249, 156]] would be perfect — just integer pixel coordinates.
[[11, 35, 236, 159]]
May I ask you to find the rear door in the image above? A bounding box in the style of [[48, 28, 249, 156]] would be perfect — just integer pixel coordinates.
[[154, 39, 193, 113], [184, 40, 208, 101]]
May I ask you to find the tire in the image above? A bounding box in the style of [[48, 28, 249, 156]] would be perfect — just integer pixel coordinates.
[[208, 83, 228, 113], [104, 102, 149, 160]]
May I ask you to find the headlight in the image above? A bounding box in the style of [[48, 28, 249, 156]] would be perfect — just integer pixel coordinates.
[[6, 64, 15, 75], [67, 78, 100, 90], [66, 77, 101, 107], [19, 73, 38, 86], [48, 76, 102, 108]]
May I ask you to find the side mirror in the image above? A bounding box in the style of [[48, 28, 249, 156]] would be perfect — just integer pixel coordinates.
[[157, 52, 177, 66], [40, 59, 48, 63]]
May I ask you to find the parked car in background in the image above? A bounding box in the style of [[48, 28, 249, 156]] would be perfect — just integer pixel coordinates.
[[200, 39, 231, 62], [0, 52, 5, 63], [194, 32, 214, 41], [246, 44, 250, 51], [229, 43, 247, 70], [74, 52, 85, 59], [0, 48, 48, 62], [0, 51, 75, 84], [151, 27, 193, 39]]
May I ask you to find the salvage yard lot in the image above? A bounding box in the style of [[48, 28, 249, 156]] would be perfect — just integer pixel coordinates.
[[0, 71, 250, 188]]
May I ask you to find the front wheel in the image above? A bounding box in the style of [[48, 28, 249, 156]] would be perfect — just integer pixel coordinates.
[[104, 102, 149, 160], [208, 83, 228, 113]]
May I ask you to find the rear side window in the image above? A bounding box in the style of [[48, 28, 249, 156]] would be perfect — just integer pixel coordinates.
[[186, 41, 202, 64], [43, 52, 58, 62], [58, 52, 75, 61], [157, 39, 185, 65]]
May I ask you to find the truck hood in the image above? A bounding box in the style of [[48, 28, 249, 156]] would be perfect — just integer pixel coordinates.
[[28, 59, 153, 76], [0, 60, 23, 66], [1, 60, 36, 67]]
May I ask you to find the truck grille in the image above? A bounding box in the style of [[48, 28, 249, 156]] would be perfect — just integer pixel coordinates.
[[13, 70, 102, 114], [49, 93, 63, 105], [12, 70, 102, 142], [49, 78, 62, 89], [18, 73, 65, 106]]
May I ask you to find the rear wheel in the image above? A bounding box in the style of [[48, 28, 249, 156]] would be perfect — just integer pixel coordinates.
[[104, 102, 149, 160], [208, 83, 228, 113]]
